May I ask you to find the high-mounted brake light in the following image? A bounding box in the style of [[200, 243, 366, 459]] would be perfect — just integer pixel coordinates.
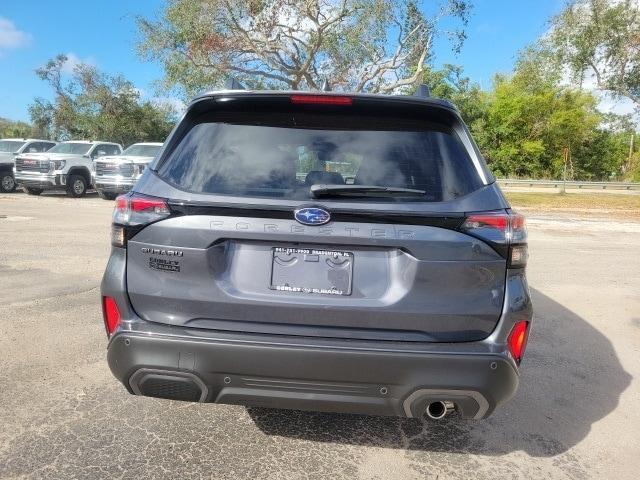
[[290, 94, 353, 106], [102, 296, 121, 336], [112, 193, 171, 247], [508, 320, 529, 364]]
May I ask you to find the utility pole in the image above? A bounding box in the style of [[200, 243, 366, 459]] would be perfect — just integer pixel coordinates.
[[629, 133, 635, 171], [562, 147, 568, 195]]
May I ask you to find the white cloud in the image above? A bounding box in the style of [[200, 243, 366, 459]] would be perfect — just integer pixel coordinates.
[[60, 52, 96, 74], [0, 17, 31, 55]]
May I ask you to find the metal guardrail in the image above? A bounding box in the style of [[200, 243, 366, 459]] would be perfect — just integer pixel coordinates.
[[498, 179, 640, 191]]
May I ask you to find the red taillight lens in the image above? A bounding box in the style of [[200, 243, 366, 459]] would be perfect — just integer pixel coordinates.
[[508, 321, 529, 364], [463, 213, 509, 231], [112, 193, 170, 247], [290, 94, 353, 106], [461, 211, 528, 267], [114, 193, 170, 218], [115, 195, 127, 212], [102, 296, 121, 336], [129, 196, 170, 213]]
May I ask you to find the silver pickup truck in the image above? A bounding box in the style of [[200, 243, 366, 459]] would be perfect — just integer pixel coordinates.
[[0, 138, 57, 192], [14, 140, 122, 197], [93, 143, 163, 200]]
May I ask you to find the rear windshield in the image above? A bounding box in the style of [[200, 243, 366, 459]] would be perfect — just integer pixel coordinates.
[[157, 116, 483, 202]]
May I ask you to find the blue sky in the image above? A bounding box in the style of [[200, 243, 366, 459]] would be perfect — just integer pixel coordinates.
[[0, 0, 566, 122]]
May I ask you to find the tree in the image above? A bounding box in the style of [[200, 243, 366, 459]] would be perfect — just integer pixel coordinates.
[[137, 0, 471, 98], [547, 0, 640, 108], [471, 66, 603, 179], [29, 54, 177, 145], [0, 118, 32, 138], [420, 64, 487, 125]]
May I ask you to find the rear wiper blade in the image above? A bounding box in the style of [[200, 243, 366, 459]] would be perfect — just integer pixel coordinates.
[[310, 184, 426, 198]]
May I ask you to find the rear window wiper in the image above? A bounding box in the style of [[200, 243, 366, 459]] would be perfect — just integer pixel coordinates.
[[310, 184, 426, 198]]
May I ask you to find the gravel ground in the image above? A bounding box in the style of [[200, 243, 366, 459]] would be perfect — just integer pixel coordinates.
[[0, 191, 638, 479]]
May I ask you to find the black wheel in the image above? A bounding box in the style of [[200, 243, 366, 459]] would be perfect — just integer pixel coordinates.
[[98, 190, 118, 200], [24, 187, 43, 196], [0, 172, 16, 193], [67, 174, 87, 197]]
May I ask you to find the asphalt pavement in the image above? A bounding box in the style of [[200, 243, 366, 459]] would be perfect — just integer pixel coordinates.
[[0, 192, 638, 479]]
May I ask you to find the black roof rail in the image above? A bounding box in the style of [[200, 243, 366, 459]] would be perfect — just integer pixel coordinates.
[[415, 84, 431, 98], [225, 77, 245, 90]]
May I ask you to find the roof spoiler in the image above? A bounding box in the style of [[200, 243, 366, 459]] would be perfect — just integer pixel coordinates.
[[225, 77, 245, 90], [414, 84, 431, 98]]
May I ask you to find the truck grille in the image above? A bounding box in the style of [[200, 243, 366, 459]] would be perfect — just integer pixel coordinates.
[[15, 158, 50, 173], [96, 162, 134, 177]]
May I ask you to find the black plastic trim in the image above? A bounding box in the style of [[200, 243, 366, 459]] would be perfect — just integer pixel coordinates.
[[167, 200, 465, 229]]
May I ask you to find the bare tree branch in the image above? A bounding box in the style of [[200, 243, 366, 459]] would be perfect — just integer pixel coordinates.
[[137, 0, 472, 96]]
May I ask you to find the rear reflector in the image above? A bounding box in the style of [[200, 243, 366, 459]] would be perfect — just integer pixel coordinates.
[[290, 94, 353, 106], [102, 296, 121, 336], [508, 321, 529, 364]]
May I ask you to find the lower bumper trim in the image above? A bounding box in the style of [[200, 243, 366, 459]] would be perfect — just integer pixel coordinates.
[[129, 368, 208, 402], [95, 178, 135, 193], [15, 176, 57, 188], [403, 388, 490, 419], [108, 331, 519, 419]]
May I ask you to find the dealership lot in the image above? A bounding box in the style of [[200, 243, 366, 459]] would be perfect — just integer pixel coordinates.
[[0, 192, 638, 479]]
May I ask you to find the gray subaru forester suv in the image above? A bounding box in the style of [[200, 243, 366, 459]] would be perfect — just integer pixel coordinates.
[[101, 89, 532, 420]]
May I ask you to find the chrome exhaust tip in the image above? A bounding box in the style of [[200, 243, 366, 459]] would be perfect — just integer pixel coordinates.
[[425, 400, 455, 420]]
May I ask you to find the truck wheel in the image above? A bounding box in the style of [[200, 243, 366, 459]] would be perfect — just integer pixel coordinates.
[[98, 191, 117, 200], [24, 187, 43, 195], [0, 172, 16, 193], [67, 174, 87, 197]]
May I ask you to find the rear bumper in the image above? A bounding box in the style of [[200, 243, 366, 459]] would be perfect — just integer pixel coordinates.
[[107, 326, 519, 419], [103, 246, 531, 419], [15, 172, 64, 188], [95, 176, 136, 194]]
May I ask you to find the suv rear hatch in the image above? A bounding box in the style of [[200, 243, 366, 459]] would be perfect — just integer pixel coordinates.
[[120, 93, 512, 342]]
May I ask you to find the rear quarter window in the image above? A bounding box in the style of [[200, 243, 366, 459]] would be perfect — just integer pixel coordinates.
[[157, 113, 484, 202]]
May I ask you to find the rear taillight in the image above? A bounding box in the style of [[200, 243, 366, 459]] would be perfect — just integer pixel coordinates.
[[102, 296, 121, 336], [111, 193, 171, 247], [508, 320, 530, 364], [461, 211, 528, 267], [290, 94, 353, 106]]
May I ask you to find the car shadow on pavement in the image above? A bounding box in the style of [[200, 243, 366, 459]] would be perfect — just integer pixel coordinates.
[[248, 288, 631, 457]]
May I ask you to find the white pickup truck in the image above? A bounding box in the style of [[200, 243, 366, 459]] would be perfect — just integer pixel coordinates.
[[0, 138, 57, 192], [14, 140, 122, 197], [93, 142, 163, 200]]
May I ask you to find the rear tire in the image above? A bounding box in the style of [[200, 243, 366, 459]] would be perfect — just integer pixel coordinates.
[[67, 174, 87, 198], [24, 187, 43, 196], [0, 172, 16, 193], [98, 191, 117, 201]]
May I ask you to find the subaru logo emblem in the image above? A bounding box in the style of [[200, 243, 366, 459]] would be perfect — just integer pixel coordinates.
[[294, 207, 331, 226]]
